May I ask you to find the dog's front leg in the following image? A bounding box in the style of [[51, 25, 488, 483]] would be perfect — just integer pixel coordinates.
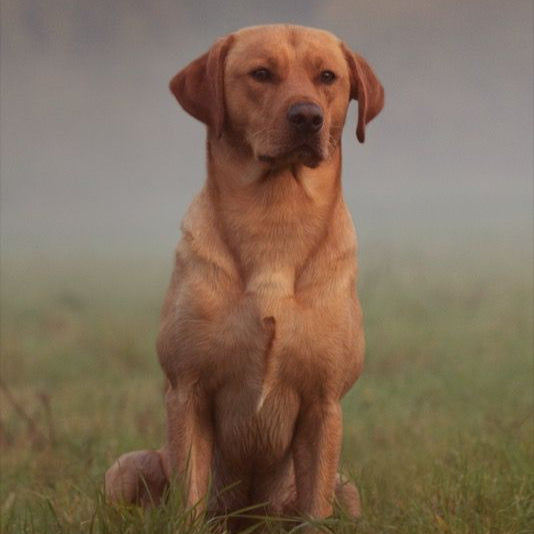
[[293, 400, 342, 520], [165, 384, 213, 512]]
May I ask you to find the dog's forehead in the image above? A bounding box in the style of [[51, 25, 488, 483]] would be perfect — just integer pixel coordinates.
[[227, 25, 345, 69]]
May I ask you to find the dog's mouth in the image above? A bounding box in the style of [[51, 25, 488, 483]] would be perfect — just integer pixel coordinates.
[[258, 144, 323, 169]]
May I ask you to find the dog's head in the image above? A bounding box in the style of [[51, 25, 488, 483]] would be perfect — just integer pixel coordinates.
[[170, 25, 384, 169]]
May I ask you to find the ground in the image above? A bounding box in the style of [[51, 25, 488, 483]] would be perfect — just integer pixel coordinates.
[[0, 242, 532, 533]]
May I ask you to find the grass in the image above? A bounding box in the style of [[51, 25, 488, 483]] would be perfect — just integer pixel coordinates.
[[0, 243, 532, 533]]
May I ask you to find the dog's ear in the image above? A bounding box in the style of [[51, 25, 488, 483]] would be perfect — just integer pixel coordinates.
[[170, 35, 234, 138], [342, 45, 384, 143]]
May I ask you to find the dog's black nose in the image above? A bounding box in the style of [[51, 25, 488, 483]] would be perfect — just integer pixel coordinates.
[[287, 102, 324, 134]]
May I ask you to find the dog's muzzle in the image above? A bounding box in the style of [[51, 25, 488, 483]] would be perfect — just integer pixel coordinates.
[[257, 102, 326, 169]]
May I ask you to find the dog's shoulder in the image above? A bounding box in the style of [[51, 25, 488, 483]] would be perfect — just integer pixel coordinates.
[[178, 188, 239, 281]]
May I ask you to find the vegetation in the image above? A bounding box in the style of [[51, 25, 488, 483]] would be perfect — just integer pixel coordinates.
[[1, 245, 532, 532]]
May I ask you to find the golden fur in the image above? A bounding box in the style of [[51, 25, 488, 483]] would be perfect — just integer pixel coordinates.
[[105, 24, 383, 530]]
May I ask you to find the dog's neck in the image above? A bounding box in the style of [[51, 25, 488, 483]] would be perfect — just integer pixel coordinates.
[[204, 133, 345, 291]]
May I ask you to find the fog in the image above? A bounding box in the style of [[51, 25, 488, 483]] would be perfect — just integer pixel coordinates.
[[1, 1, 532, 258]]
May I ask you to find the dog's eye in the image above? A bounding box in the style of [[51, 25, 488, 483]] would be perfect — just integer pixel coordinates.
[[250, 68, 273, 82], [319, 70, 337, 84]]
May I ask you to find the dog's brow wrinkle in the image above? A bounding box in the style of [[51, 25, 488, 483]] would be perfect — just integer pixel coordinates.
[[265, 57, 279, 69], [311, 56, 326, 70], [288, 28, 299, 48]]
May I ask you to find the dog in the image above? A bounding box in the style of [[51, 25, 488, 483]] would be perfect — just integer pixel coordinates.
[[105, 24, 383, 529]]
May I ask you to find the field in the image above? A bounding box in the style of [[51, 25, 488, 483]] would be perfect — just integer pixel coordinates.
[[0, 243, 532, 533]]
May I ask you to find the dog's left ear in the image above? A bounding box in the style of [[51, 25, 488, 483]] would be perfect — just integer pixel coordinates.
[[342, 45, 384, 143], [170, 35, 234, 138]]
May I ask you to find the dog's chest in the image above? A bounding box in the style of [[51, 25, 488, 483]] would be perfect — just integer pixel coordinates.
[[168, 269, 356, 392], [158, 215, 362, 399]]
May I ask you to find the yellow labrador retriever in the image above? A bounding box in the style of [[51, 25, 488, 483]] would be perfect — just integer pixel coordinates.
[[105, 24, 383, 527]]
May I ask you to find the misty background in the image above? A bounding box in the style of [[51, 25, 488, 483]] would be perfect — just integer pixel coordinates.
[[1, 1, 533, 266]]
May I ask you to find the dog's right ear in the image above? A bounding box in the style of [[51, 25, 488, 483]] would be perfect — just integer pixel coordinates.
[[169, 35, 234, 138]]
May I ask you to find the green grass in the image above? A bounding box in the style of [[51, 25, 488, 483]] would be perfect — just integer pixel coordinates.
[[0, 245, 532, 533]]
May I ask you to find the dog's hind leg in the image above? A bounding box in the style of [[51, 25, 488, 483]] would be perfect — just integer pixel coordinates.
[[105, 448, 168, 507]]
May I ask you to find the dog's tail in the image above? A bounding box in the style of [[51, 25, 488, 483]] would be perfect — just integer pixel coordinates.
[[256, 316, 276, 413]]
